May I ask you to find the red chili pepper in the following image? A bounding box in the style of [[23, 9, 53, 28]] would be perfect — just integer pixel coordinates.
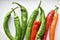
[[30, 21, 40, 40], [42, 10, 55, 40]]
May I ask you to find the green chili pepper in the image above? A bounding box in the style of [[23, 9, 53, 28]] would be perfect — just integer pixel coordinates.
[[11, 8, 22, 40], [35, 6, 46, 40], [25, 3, 41, 40], [3, 7, 18, 40], [12, 2, 28, 40]]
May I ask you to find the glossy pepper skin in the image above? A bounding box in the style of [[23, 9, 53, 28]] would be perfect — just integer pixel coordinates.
[[3, 7, 18, 40], [36, 6, 46, 40], [12, 8, 21, 40], [30, 21, 40, 40], [12, 2, 28, 40], [42, 10, 54, 40]]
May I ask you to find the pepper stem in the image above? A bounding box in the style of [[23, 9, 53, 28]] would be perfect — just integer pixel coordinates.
[[12, 2, 22, 7], [54, 6, 59, 13], [11, 7, 18, 16], [38, 0, 42, 9]]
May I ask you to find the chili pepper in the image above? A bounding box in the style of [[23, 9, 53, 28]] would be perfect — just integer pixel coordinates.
[[25, 3, 40, 40], [12, 2, 27, 40], [30, 11, 42, 40], [42, 8, 55, 40], [12, 8, 22, 40], [50, 6, 58, 40], [3, 7, 18, 40], [30, 20, 40, 40], [35, 6, 46, 40], [30, 2, 42, 40]]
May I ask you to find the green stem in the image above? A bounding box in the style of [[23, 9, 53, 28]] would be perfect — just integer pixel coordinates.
[[11, 7, 18, 16], [54, 6, 59, 13], [38, 0, 42, 9], [11, 8, 16, 16], [12, 2, 22, 7], [10, 7, 18, 14]]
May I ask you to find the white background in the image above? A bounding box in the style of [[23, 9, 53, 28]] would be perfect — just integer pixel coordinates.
[[0, 0, 60, 40]]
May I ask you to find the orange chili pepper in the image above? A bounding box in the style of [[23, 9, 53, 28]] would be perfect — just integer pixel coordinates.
[[50, 6, 58, 40]]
